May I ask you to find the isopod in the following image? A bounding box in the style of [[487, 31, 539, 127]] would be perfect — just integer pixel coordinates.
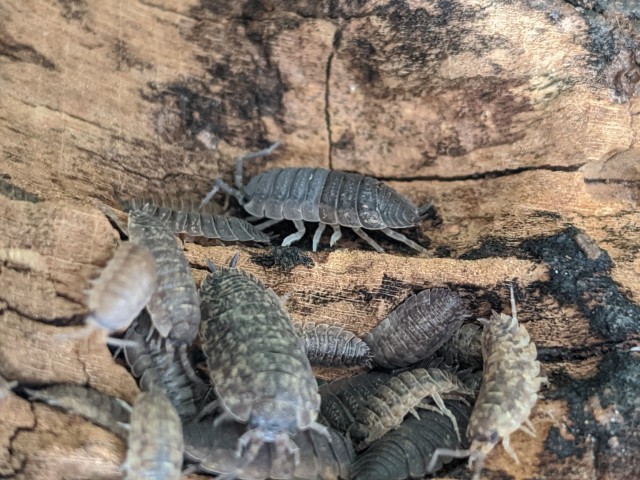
[[127, 209, 201, 344], [122, 197, 271, 244], [199, 143, 432, 254], [294, 322, 372, 367], [427, 285, 545, 480], [437, 321, 483, 369], [123, 312, 211, 423], [58, 242, 157, 347], [24, 384, 132, 439], [122, 389, 184, 480], [0, 177, 41, 203], [199, 254, 325, 468], [347, 368, 474, 451], [363, 288, 468, 369], [319, 371, 393, 435], [351, 401, 472, 480], [183, 416, 353, 479]]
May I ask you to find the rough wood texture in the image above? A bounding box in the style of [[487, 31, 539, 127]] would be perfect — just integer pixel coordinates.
[[1, 0, 639, 479]]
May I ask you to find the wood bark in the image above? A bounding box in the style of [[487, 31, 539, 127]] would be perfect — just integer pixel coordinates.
[[1, 1, 639, 479]]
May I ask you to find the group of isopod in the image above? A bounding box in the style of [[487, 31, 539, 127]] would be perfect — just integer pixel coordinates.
[[7, 144, 545, 480]]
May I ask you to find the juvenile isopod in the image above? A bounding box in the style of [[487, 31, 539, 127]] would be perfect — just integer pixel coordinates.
[[363, 288, 468, 369], [122, 389, 184, 480], [294, 322, 372, 368], [57, 242, 157, 347], [121, 197, 271, 244], [24, 384, 132, 439], [427, 286, 545, 480], [127, 209, 201, 344], [199, 143, 432, 254], [199, 254, 325, 469], [347, 368, 474, 451]]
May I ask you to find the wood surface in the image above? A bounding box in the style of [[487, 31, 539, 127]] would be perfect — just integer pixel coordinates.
[[1, 0, 639, 479]]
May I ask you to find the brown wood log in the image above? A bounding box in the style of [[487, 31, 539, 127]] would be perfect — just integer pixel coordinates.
[[1, 1, 639, 479]]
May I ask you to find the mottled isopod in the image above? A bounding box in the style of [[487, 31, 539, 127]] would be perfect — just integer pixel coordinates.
[[123, 312, 211, 423], [347, 368, 474, 451], [200, 143, 432, 254], [199, 255, 325, 467], [294, 322, 372, 368], [351, 401, 472, 480], [127, 209, 201, 344], [319, 371, 393, 435], [183, 416, 353, 479], [57, 242, 157, 347], [122, 389, 184, 480], [428, 286, 545, 480], [363, 288, 468, 369], [24, 384, 132, 439], [122, 197, 271, 244]]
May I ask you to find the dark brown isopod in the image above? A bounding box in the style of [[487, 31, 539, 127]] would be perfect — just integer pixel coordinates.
[[363, 288, 468, 369], [294, 322, 372, 367]]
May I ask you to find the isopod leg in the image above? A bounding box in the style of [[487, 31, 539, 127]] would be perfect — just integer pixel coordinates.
[[427, 447, 472, 473], [199, 178, 244, 209], [329, 225, 342, 247], [282, 220, 306, 247], [351, 227, 385, 253], [234, 141, 282, 190], [255, 218, 282, 230], [380, 227, 429, 255], [502, 435, 520, 464], [425, 393, 462, 442], [520, 418, 537, 437], [312, 222, 327, 252]]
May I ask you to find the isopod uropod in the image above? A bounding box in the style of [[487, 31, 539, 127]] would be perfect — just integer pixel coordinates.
[[427, 286, 545, 480], [363, 288, 468, 369], [200, 143, 432, 254], [199, 254, 326, 468]]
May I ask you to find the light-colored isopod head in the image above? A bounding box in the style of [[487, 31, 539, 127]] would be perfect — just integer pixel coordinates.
[[87, 242, 157, 333]]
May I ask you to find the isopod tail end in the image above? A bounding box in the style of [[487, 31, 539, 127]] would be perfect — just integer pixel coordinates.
[[417, 201, 434, 220], [229, 252, 240, 268], [206, 258, 217, 273]]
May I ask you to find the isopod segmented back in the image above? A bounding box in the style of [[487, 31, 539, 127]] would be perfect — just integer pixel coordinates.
[[122, 197, 271, 244], [294, 322, 371, 368], [127, 209, 200, 344], [199, 257, 324, 464], [363, 288, 468, 369], [123, 389, 184, 480]]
